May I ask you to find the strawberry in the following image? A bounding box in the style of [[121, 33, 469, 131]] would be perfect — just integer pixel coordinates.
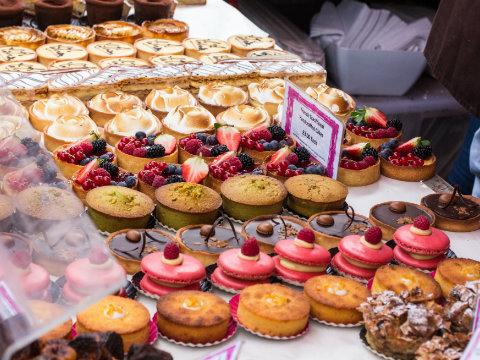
[[154, 134, 177, 155], [351, 107, 387, 128], [10, 250, 31, 269], [241, 237, 260, 257], [182, 156, 208, 183], [210, 151, 236, 167], [268, 147, 292, 166], [76, 159, 99, 184], [395, 137, 430, 154], [243, 124, 269, 138], [297, 228, 315, 243], [164, 242, 180, 260], [216, 125, 241, 151], [364, 227, 383, 245], [342, 143, 369, 158], [413, 215, 430, 230]]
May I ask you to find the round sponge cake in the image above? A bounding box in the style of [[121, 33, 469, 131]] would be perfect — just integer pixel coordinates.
[[435, 258, 480, 297]]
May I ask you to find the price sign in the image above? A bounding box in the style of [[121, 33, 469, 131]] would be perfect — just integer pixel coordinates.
[[201, 340, 242, 360]]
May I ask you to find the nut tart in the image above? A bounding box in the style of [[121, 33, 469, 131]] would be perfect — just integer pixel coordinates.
[[306, 84, 355, 123], [0, 61, 46, 72], [199, 52, 241, 64], [98, 57, 150, 69], [379, 137, 436, 182], [434, 258, 480, 297], [246, 49, 301, 61], [145, 86, 197, 120], [86, 41, 136, 63], [93, 21, 142, 44], [48, 59, 99, 70], [216, 104, 270, 133], [162, 105, 215, 140], [45, 25, 95, 48], [346, 107, 402, 148], [197, 82, 248, 116], [138, 161, 186, 201], [104, 107, 162, 146], [87, 91, 144, 127], [28, 94, 88, 131], [36, 43, 88, 66], [248, 78, 284, 117], [43, 114, 99, 152], [141, 19, 189, 42], [183, 38, 231, 59], [338, 142, 380, 186], [0, 46, 37, 62], [227, 35, 275, 57], [149, 54, 198, 66], [134, 38, 184, 60], [0, 27, 45, 50]]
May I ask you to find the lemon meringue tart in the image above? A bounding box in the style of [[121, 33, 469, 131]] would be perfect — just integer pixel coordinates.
[[36, 43, 88, 66], [48, 59, 99, 70], [149, 54, 198, 66], [145, 86, 197, 120], [43, 114, 99, 152], [104, 108, 162, 146], [87, 91, 144, 126], [162, 105, 215, 139], [0, 61, 46, 72], [0, 46, 37, 62], [197, 82, 248, 116], [93, 21, 142, 44], [141, 19, 189, 42], [29, 94, 89, 131], [217, 104, 270, 133], [306, 84, 355, 123], [134, 38, 184, 61], [248, 78, 285, 117], [199, 52, 240, 64], [86, 41, 137, 63], [227, 35, 275, 57], [45, 25, 95, 48], [98, 57, 150, 68], [183, 38, 231, 59], [0, 27, 45, 50]]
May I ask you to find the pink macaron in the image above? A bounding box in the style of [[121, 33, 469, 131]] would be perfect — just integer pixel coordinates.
[[140, 276, 200, 296], [332, 252, 377, 280], [393, 246, 445, 271], [211, 267, 268, 290]]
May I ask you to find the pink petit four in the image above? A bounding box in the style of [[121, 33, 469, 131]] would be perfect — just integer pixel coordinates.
[[11, 250, 51, 300]]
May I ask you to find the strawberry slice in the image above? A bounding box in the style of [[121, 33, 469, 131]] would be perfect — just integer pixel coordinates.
[[351, 107, 387, 128], [76, 159, 98, 184], [210, 151, 236, 167], [182, 156, 209, 183], [268, 147, 292, 166], [342, 143, 369, 158], [0, 136, 27, 157], [243, 124, 269, 138], [395, 137, 424, 154], [154, 134, 177, 155], [216, 125, 241, 151]]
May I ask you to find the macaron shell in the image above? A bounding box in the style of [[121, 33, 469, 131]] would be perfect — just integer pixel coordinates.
[[393, 246, 445, 270], [274, 240, 331, 266], [211, 267, 268, 290], [273, 256, 325, 283], [339, 235, 393, 266], [217, 249, 275, 280], [23, 263, 50, 297], [393, 225, 450, 255], [332, 253, 376, 280], [140, 275, 200, 296]]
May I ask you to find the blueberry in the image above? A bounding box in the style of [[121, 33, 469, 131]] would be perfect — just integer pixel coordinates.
[[288, 164, 297, 170], [259, 139, 266, 144], [263, 143, 271, 151], [135, 131, 146, 139], [386, 139, 399, 148], [305, 165, 315, 174], [147, 135, 156, 145], [380, 149, 391, 159], [269, 140, 279, 150], [36, 153, 50, 166], [163, 164, 177, 175], [315, 165, 325, 175], [99, 154, 110, 161], [174, 166, 183, 175], [206, 135, 218, 145], [117, 181, 127, 187], [196, 133, 208, 143], [279, 140, 287, 147], [79, 157, 92, 165], [125, 176, 136, 187], [110, 181, 117, 186]]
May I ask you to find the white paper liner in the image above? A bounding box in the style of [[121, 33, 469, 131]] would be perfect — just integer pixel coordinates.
[[154, 218, 177, 233], [274, 274, 305, 287], [310, 316, 363, 328], [224, 214, 245, 225], [237, 321, 308, 340]]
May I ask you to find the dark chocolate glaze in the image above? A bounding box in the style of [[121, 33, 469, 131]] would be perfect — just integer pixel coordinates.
[[309, 213, 369, 238], [371, 203, 433, 228], [109, 230, 170, 260], [181, 226, 244, 254], [243, 217, 304, 245], [423, 194, 480, 220]]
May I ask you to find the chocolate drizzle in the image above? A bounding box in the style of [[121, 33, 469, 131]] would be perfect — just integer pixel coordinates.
[[310, 208, 370, 238], [371, 202, 434, 228], [244, 215, 303, 245], [423, 186, 480, 221], [110, 229, 170, 260]]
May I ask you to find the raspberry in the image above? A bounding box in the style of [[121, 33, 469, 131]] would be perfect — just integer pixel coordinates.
[[122, 142, 136, 155], [184, 139, 203, 154], [10, 250, 31, 269], [80, 141, 94, 154], [364, 227, 382, 245], [286, 153, 299, 165], [133, 147, 147, 158], [256, 129, 272, 141], [139, 170, 155, 185], [241, 237, 260, 257], [413, 216, 430, 230], [163, 242, 180, 260], [152, 175, 166, 188], [297, 228, 315, 243], [197, 146, 211, 157]]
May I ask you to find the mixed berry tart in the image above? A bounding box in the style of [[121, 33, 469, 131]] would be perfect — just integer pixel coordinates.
[[0, 136, 44, 179], [346, 107, 402, 148], [53, 135, 116, 179], [337, 142, 380, 186], [379, 137, 436, 182], [116, 131, 178, 173], [240, 124, 295, 163], [72, 159, 137, 204]]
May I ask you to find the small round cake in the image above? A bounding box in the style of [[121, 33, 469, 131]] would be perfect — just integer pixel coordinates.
[[435, 258, 480, 297], [30, 300, 73, 341], [156, 291, 230, 344], [304, 275, 369, 324], [237, 283, 310, 337]]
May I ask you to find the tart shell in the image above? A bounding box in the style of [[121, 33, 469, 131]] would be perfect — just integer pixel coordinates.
[[380, 156, 436, 182], [346, 128, 402, 149], [45, 25, 95, 48], [116, 146, 178, 174], [141, 19, 189, 42], [0, 27, 46, 50], [93, 21, 142, 44], [337, 160, 380, 187], [178, 146, 215, 165]]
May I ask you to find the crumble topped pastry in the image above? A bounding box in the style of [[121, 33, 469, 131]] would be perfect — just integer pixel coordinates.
[[444, 280, 480, 333], [415, 332, 470, 360]]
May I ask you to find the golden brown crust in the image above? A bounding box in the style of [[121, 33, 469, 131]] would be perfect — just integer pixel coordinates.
[[93, 21, 142, 44], [436, 258, 480, 287], [0, 27, 45, 50], [284, 175, 348, 203], [45, 25, 95, 48], [141, 19, 189, 42], [220, 175, 287, 206], [337, 160, 380, 187], [380, 156, 436, 182], [29, 300, 72, 341], [346, 128, 402, 149]]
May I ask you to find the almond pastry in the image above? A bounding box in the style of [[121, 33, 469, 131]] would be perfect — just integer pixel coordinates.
[[134, 38, 184, 61], [98, 57, 150, 68], [141, 19, 189, 42], [183, 38, 231, 59], [227, 35, 275, 57], [162, 105, 215, 139], [36, 43, 88, 66], [145, 86, 197, 119], [45, 25, 95, 48], [43, 114, 99, 151], [0, 61, 46, 71], [0, 46, 37, 63], [0, 27, 45, 50], [48, 59, 99, 70], [87, 91, 144, 126], [199, 52, 240, 64], [87, 40, 137, 63], [93, 21, 143, 44]]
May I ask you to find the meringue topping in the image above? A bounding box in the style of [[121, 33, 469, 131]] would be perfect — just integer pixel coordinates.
[[108, 108, 161, 137], [248, 78, 285, 105], [163, 105, 215, 135], [162, 253, 183, 265], [198, 82, 248, 107], [306, 84, 355, 119], [31, 94, 88, 123], [46, 115, 98, 142], [0, 115, 21, 139], [217, 105, 270, 132], [360, 236, 382, 250], [88, 92, 144, 115], [145, 86, 197, 113]]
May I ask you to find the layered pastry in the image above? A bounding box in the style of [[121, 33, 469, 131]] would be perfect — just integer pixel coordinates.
[[45, 24, 95, 48], [346, 107, 402, 148], [87, 91, 144, 127], [227, 35, 275, 57], [29, 300, 73, 341], [434, 258, 480, 297], [0, 195, 14, 231], [155, 182, 222, 229], [216, 105, 270, 133], [0, 27, 45, 50], [199, 52, 240, 64], [162, 105, 215, 139], [248, 78, 285, 117], [140, 242, 206, 295], [36, 43, 88, 66], [141, 19, 189, 42], [372, 264, 442, 302], [284, 174, 348, 218], [48, 59, 98, 70], [211, 237, 275, 291], [379, 137, 436, 181], [0, 0, 24, 27], [444, 281, 480, 333], [237, 283, 310, 337], [197, 82, 248, 116], [10, 250, 51, 300], [246, 49, 301, 61], [332, 226, 393, 282], [306, 84, 355, 123], [0, 45, 36, 62], [273, 228, 331, 284], [133, 0, 175, 25], [28, 94, 88, 131], [183, 38, 231, 59], [93, 21, 142, 44], [0, 61, 46, 71], [416, 332, 470, 360], [108, 228, 174, 274], [221, 174, 287, 221], [86, 185, 155, 233], [359, 291, 445, 359], [421, 188, 480, 232], [138, 161, 186, 200], [87, 40, 137, 63], [84, 0, 123, 27], [134, 38, 184, 60], [369, 201, 436, 240], [76, 295, 149, 352], [156, 291, 231, 344], [304, 275, 369, 324], [149, 54, 198, 66], [393, 215, 450, 271], [145, 86, 197, 120], [98, 57, 150, 68], [104, 107, 162, 146], [34, 0, 72, 31], [338, 142, 380, 186]]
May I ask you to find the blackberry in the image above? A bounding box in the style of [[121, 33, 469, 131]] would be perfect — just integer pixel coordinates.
[[363, 147, 378, 160], [41, 164, 57, 182], [166, 175, 184, 184], [21, 137, 40, 156], [196, 133, 208, 143], [146, 145, 165, 158], [210, 145, 229, 157], [162, 164, 177, 175], [92, 139, 107, 154], [412, 145, 432, 159], [206, 135, 218, 146], [237, 153, 254, 169], [387, 118, 403, 131], [293, 147, 310, 163], [268, 125, 286, 140], [147, 135, 156, 145], [100, 161, 119, 177], [35, 153, 50, 166], [135, 131, 146, 139]]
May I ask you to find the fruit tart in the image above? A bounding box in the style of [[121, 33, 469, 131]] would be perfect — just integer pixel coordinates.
[[0, 136, 43, 178], [116, 132, 178, 173], [379, 137, 436, 182], [345, 107, 402, 148], [337, 142, 380, 186]]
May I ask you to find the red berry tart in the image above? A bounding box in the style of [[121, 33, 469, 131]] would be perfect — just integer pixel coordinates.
[[116, 132, 178, 173], [0, 136, 41, 178], [379, 137, 436, 182], [337, 142, 380, 186], [345, 107, 402, 148]]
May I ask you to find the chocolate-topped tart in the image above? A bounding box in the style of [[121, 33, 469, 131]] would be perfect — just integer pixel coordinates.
[[107, 228, 174, 274], [421, 187, 480, 232], [369, 201, 436, 240], [241, 215, 305, 254], [307, 207, 370, 250], [177, 215, 244, 266]]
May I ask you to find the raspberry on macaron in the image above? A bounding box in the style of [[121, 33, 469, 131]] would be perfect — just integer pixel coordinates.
[[413, 215, 430, 230], [241, 237, 260, 258], [364, 227, 383, 245], [163, 242, 180, 260]]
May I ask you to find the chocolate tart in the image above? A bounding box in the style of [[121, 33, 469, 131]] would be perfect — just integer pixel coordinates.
[[45, 25, 95, 48], [0, 194, 14, 232], [369, 201, 436, 240], [241, 215, 306, 254], [93, 21, 143, 44], [107, 228, 174, 274], [0, 27, 45, 50], [141, 19, 189, 42], [133, 0, 175, 25], [85, 0, 123, 26], [337, 159, 380, 187], [116, 144, 178, 174], [0, 0, 25, 27], [34, 0, 72, 31], [307, 209, 370, 250], [380, 155, 436, 182]]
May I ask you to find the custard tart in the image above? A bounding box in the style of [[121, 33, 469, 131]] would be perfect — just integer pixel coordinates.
[[45, 25, 95, 48], [141, 19, 189, 42], [36, 43, 88, 66], [0, 27, 45, 50], [134, 38, 184, 61], [0, 61, 46, 72], [86, 40, 136, 63], [0, 46, 37, 63], [227, 35, 275, 57], [93, 21, 142, 44]]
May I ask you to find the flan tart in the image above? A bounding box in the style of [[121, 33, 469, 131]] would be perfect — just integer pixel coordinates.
[[197, 82, 248, 116], [145, 86, 197, 120], [216, 105, 270, 133], [87, 91, 144, 127], [36, 43, 88, 66], [0, 45, 36, 62], [137, 161, 187, 201], [434, 258, 480, 297], [149, 54, 198, 66], [134, 38, 184, 60], [246, 49, 300, 61], [45, 25, 95, 48], [306, 84, 355, 123], [227, 35, 275, 57], [338, 142, 380, 186], [93, 21, 142, 43], [304, 275, 369, 324], [98, 56, 150, 68], [0, 27, 45, 50], [141, 19, 189, 42], [199, 52, 240, 64], [86, 40, 136, 63], [48, 59, 98, 70], [183, 38, 231, 59], [0, 195, 14, 231], [162, 105, 215, 139], [248, 78, 284, 117], [0, 61, 46, 71]]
